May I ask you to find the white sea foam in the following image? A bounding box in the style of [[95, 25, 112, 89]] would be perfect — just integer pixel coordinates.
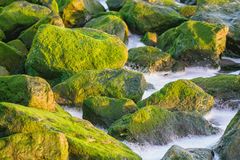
[[63, 106, 83, 119], [98, 0, 109, 11]]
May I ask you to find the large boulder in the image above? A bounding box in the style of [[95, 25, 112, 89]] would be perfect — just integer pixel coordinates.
[[127, 46, 175, 72], [25, 24, 128, 84], [0, 41, 25, 74], [192, 74, 240, 102], [108, 105, 218, 144], [19, 13, 64, 49], [192, 1, 240, 56], [0, 1, 51, 40], [0, 102, 141, 159], [7, 39, 28, 55], [62, 0, 105, 27], [85, 14, 129, 42], [0, 75, 56, 111], [106, 0, 127, 11], [162, 145, 214, 160], [157, 20, 228, 67], [119, 0, 186, 34], [138, 80, 214, 113], [0, 132, 68, 160], [83, 96, 138, 127], [53, 69, 147, 106], [215, 110, 240, 160]]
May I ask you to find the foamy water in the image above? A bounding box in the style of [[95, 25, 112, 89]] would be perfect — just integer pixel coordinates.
[[63, 106, 83, 119], [127, 33, 145, 49], [98, 0, 109, 10]]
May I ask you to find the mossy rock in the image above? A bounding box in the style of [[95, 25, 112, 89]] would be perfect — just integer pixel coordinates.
[[19, 13, 64, 49], [119, 0, 186, 34], [179, 5, 197, 18], [0, 28, 5, 41], [25, 24, 128, 84], [83, 96, 138, 128], [141, 32, 158, 46], [192, 2, 240, 56], [138, 80, 214, 113], [62, 0, 105, 27], [108, 105, 218, 144], [7, 39, 28, 55], [180, 0, 196, 4], [0, 1, 51, 41], [0, 66, 9, 76], [0, 102, 141, 159], [157, 20, 228, 67], [127, 46, 175, 72], [0, 132, 69, 159], [85, 14, 128, 42], [0, 75, 56, 111], [197, 0, 234, 5], [53, 69, 147, 106], [106, 0, 127, 11], [162, 145, 214, 160], [0, 41, 25, 74], [215, 110, 240, 160], [192, 74, 240, 102]]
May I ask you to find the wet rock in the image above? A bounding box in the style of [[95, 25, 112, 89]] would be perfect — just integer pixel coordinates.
[[25, 24, 128, 84], [108, 105, 218, 144], [53, 69, 147, 106], [157, 20, 229, 67], [120, 0, 186, 34], [85, 14, 128, 42], [162, 145, 214, 160], [0, 75, 56, 111], [83, 96, 138, 127], [179, 5, 197, 18], [7, 39, 28, 55], [0, 1, 51, 40], [141, 32, 158, 46], [192, 74, 240, 102], [138, 80, 214, 113], [215, 110, 240, 160], [106, 0, 127, 11], [127, 46, 175, 73], [220, 58, 240, 72], [0, 102, 141, 159]]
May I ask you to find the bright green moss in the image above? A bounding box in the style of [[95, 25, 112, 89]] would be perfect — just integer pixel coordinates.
[[192, 74, 240, 101], [0, 132, 69, 160], [137, 79, 214, 113], [127, 46, 175, 72], [0, 102, 141, 159], [0, 66, 9, 76], [53, 69, 147, 106], [141, 32, 158, 46], [85, 14, 129, 42], [179, 5, 197, 18], [0, 29, 5, 41], [7, 39, 28, 55], [19, 13, 64, 49], [157, 20, 228, 67], [0, 75, 56, 111], [0, 1, 51, 40], [83, 96, 138, 127], [0, 41, 25, 74], [120, 0, 186, 34], [25, 24, 128, 84], [108, 105, 218, 144]]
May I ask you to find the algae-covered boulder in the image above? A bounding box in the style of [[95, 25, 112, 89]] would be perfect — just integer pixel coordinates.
[[215, 110, 240, 160], [0, 75, 56, 111], [127, 46, 175, 72], [192, 74, 240, 102], [0, 1, 51, 40], [119, 0, 186, 34], [192, 2, 240, 56], [0, 66, 9, 76], [141, 32, 158, 46], [0, 29, 5, 41], [0, 41, 25, 74], [197, 0, 234, 5], [0, 102, 141, 159], [7, 39, 28, 55], [0, 132, 69, 160], [106, 0, 127, 10], [25, 24, 128, 83], [108, 105, 218, 144], [138, 80, 214, 113], [19, 13, 64, 49], [179, 5, 197, 18], [85, 14, 128, 42], [162, 145, 214, 160], [157, 20, 228, 67], [62, 0, 105, 27], [83, 96, 138, 127], [53, 69, 147, 106]]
